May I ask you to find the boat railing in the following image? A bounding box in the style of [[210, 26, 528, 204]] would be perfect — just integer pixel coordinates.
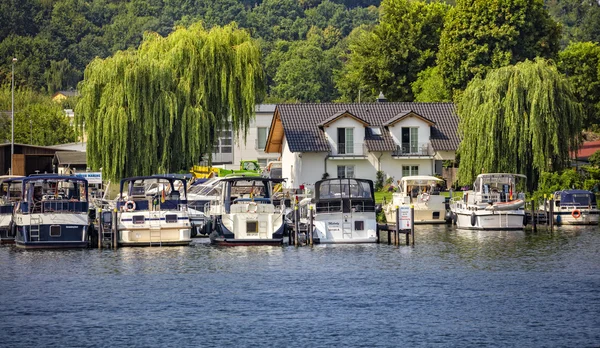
[[316, 201, 342, 213], [41, 200, 89, 214]]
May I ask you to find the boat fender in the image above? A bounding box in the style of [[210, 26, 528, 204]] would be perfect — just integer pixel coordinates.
[[523, 214, 527, 226], [124, 200, 136, 212], [452, 212, 458, 225], [556, 214, 561, 225], [470, 212, 477, 227], [247, 201, 258, 213], [571, 209, 581, 219], [422, 193, 430, 202]]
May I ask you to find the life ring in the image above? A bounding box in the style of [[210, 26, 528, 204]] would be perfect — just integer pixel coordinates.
[[124, 200, 136, 212], [247, 202, 258, 213], [571, 209, 581, 219], [422, 193, 430, 202]]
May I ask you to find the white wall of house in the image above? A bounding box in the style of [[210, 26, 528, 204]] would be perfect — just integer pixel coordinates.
[[221, 104, 280, 170], [434, 150, 456, 161], [323, 117, 366, 155]]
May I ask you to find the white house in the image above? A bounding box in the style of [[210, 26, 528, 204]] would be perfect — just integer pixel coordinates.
[[210, 104, 280, 169], [264, 102, 459, 189]]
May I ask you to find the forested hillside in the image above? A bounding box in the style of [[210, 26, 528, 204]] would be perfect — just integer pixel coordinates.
[[0, 0, 598, 104]]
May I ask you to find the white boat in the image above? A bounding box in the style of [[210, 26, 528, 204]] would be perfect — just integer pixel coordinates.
[[0, 176, 23, 244], [543, 190, 599, 225], [450, 173, 526, 230], [298, 178, 377, 244], [13, 175, 91, 249], [117, 176, 192, 246], [207, 177, 286, 246], [383, 175, 447, 224]]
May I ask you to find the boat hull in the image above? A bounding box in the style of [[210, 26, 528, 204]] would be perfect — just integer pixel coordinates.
[[312, 212, 378, 243], [553, 210, 599, 225], [210, 237, 284, 246], [453, 210, 525, 230], [384, 209, 447, 225], [118, 211, 192, 246], [13, 213, 89, 249]]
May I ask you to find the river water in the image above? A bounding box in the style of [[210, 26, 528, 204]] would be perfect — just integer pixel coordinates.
[[1, 225, 599, 347]]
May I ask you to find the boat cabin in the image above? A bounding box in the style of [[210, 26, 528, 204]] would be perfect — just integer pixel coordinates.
[[117, 176, 188, 211], [553, 190, 597, 209], [313, 178, 375, 214], [468, 173, 526, 205], [16, 175, 89, 214], [217, 177, 284, 214]]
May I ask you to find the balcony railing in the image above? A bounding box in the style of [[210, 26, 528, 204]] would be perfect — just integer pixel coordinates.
[[392, 143, 433, 157], [331, 142, 366, 157]]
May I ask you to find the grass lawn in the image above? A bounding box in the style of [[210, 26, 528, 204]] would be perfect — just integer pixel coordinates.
[[374, 190, 463, 204]]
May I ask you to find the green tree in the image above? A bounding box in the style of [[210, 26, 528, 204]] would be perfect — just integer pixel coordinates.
[[437, 0, 561, 94], [268, 27, 343, 102], [75, 23, 265, 181], [0, 87, 76, 146], [558, 41, 600, 129], [457, 59, 583, 190], [336, 0, 449, 102], [412, 66, 450, 102], [44, 59, 81, 94]]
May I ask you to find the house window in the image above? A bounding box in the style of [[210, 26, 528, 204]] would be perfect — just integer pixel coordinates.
[[337, 128, 354, 154], [401, 127, 418, 153], [213, 128, 233, 154], [402, 165, 418, 176], [337, 165, 355, 178], [257, 127, 269, 150], [257, 158, 269, 168]]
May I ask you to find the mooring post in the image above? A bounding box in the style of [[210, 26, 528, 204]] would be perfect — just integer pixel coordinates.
[[395, 206, 400, 246], [294, 205, 299, 247], [543, 194, 548, 226], [308, 206, 314, 246], [548, 197, 554, 229], [531, 200, 536, 232], [112, 208, 118, 250], [410, 205, 414, 246], [97, 208, 102, 249]]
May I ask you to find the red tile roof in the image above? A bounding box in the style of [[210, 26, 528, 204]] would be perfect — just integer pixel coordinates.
[[573, 140, 600, 159]]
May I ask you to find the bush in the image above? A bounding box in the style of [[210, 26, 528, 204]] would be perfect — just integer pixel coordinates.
[[375, 170, 385, 191]]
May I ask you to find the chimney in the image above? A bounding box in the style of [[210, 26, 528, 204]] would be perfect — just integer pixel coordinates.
[[376, 91, 386, 103]]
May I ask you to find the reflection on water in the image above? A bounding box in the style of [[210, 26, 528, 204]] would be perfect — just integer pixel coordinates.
[[0, 226, 599, 347]]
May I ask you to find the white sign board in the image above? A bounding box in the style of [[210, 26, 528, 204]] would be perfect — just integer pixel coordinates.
[[74, 172, 102, 184], [399, 206, 412, 230]]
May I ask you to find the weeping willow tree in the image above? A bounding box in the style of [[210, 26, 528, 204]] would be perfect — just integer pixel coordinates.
[[75, 23, 265, 180], [457, 58, 583, 190]]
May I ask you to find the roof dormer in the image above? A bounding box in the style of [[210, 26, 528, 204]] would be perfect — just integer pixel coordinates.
[[383, 110, 435, 127]]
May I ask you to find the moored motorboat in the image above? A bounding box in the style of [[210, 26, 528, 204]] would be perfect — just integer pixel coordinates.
[[450, 173, 526, 230], [117, 176, 192, 246], [542, 190, 599, 225], [207, 176, 286, 246], [0, 176, 23, 244], [13, 175, 91, 249], [298, 178, 377, 244], [383, 175, 447, 224]]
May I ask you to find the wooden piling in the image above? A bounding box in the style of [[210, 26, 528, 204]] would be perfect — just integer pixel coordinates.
[[395, 206, 400, 246], [543, 194, 548, 227], [294, 206, 299, 247], [531, 200, 536, 232], [112, 209, 118, 250], [308, 206, 314, 246], [97, 209, 102, 249], [549, 198, 554, 229], [410, 205, 415, 246]]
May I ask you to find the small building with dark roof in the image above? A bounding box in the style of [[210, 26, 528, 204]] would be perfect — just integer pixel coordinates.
[[264, 102, 459, 188]]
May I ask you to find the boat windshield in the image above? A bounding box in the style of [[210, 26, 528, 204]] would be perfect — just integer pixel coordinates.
[[559, 191, 597, 206], [318, 179, 372, 200], [230, 180, 269, 198]]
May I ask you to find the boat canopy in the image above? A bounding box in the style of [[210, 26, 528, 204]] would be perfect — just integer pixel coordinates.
[[400, 175, 443, 193], [473, 173, 526, 193], [119, 175, 188, 199], [555, 190, 597, 206], [315, 178, 374, 201]]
